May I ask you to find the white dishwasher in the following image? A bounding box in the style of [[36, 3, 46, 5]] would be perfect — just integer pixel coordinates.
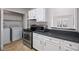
[[3, 28, 10, 45], [11, 27, 22, 41]]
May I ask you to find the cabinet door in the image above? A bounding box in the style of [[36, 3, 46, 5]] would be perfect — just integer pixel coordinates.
[[33, 36, 41, 50], [28, 9, 36, 19], [61, 47, 74, 51], [44, 41, 60, 51], [62, 40, 79, 50], [33, 34, 44, 51], [28, 10, 33, 19], [36, 8, 45, 22]]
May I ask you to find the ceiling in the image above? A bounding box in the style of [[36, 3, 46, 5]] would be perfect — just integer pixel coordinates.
[[0, 8, 35, 14]]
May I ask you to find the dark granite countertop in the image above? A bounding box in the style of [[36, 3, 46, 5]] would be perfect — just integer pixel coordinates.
[[34, 29, 79, 43]]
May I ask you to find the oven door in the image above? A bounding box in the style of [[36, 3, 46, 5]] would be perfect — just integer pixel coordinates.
[[23, 32, 32, 44]]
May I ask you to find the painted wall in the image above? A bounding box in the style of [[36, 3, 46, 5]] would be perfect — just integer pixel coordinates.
[[0, 9, 4, 50], [0, 9, 1, 50], [23, 13, 28, 29], [77, 8, 79, 32]]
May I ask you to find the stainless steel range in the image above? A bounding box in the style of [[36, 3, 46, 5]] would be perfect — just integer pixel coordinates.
[[23, 29, 33, 48], [23, 25, 45, 49]]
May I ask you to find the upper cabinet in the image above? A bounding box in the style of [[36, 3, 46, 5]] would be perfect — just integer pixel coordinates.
[[36, 8, 45, 22], [28, 9, 36, 19], [28, 8, 46, 22]]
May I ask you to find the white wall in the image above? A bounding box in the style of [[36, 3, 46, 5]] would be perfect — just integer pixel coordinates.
[[46, 8, 75, 29], [0, 9, 1, 50], [23, 13, 28, 29], [77, 8, 79, 32], [0, 9, 4, 50]]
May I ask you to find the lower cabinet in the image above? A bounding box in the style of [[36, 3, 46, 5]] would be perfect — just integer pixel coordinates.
[[33, 33, 60, 51], [61, 47, 74, 51], [33, 33, 79, 51], [44, 41, 60, 51], [33, 38, 41, 50], [33, 35, 45, 51], [61, 40, 79, 51]]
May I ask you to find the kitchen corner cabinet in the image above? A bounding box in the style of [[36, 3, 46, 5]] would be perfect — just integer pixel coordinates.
[[28, 8, 46, 22], [33, 33, 79, 51]]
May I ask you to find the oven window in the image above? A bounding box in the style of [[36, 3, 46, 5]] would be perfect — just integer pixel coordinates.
[[24, 34, 30, 41]]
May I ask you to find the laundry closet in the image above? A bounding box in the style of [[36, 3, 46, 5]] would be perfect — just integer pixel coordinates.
[[3, 10, 23, 45]]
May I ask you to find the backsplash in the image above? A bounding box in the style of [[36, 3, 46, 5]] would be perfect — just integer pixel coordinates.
[[27, 20, 47, 28]]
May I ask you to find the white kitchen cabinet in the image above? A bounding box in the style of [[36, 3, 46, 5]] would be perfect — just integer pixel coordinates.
[[36, 8, 45, 22], [44, 36, 61, 51], [28, 8, 46, 22], [61, 40, 79, 51], [44, 41, 60, 51], [33, 33, 45, 51], [61, 46, 74, 51], [28, 9, 36, 19], [33, 33, 79, 51], [33, 33, 60, 51], [33, 37, 42, 50]]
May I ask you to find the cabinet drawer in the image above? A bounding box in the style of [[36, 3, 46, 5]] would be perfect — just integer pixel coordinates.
[[33, 33, 61, 44], [45, 41, 60, 51], [33, 33, 47, 38], [61, 47, 74, 51], [63, 40, 79, 50], [47, 37, 61, 44]]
